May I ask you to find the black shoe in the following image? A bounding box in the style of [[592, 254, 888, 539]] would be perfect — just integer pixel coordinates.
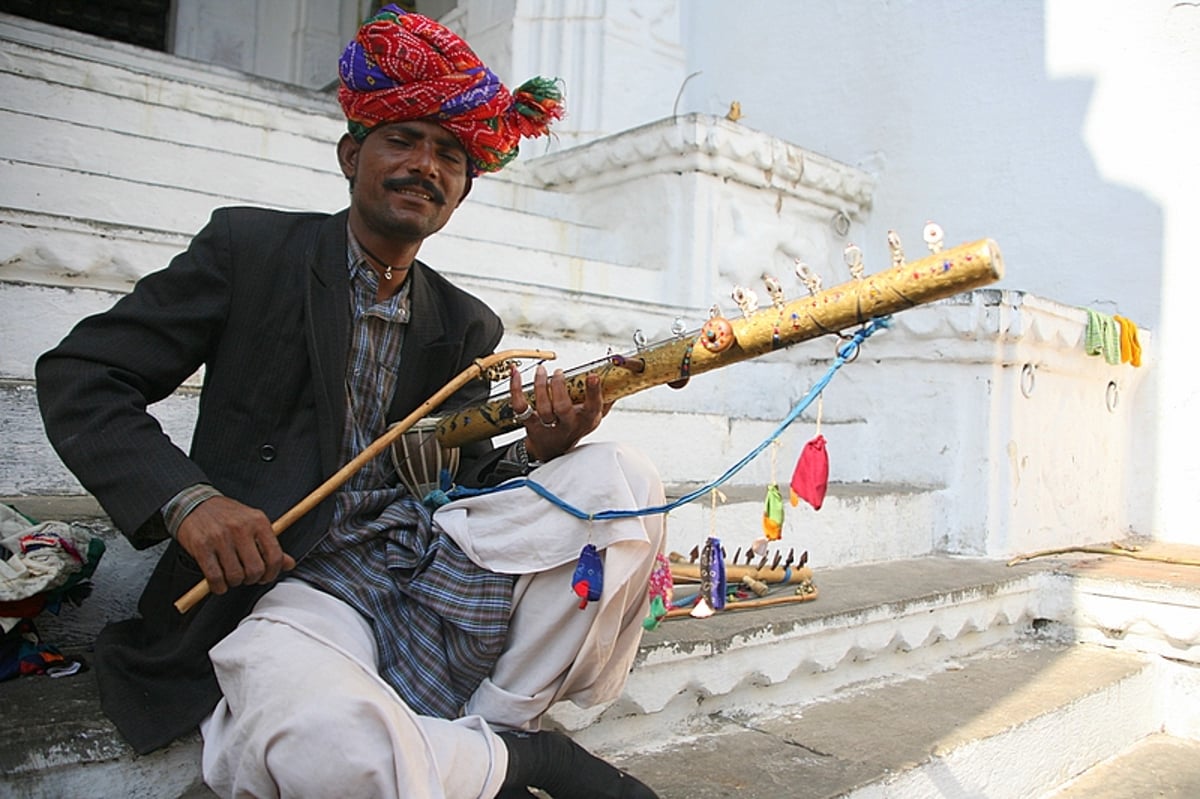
[[498, 730, 658, 799]]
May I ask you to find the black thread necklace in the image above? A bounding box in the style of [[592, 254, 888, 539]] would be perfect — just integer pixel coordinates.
[[358, 239, 407, 281]]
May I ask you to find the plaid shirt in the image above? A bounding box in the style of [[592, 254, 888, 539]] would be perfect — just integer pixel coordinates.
[[288, 234, 513, 718]]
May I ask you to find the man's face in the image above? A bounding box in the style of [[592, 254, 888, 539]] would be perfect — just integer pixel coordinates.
[[339, 119, 471, 244]]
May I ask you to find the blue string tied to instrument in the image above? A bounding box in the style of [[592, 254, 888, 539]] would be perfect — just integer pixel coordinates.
[[441, 318, 892, 614], [421, 467, 457, 510]]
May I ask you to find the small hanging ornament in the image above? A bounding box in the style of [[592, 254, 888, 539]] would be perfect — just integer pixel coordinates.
[[790, 395, 829, 510], [642, 552, 674, 630], [571, 543, 603, 610], [790, 435, 829, 510], [707, 538, 727, 610], [762, 441, 784, 540], [763, 484, 784, 539], [690, 536, 727, 619]]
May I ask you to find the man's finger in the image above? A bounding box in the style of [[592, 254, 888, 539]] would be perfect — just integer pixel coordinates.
[[534, 365, 556, 422], [509, 364, 525, 408], [235, 535, 268, 584], [255, 530, 291, 583], [199, 550, 229, 595], [213, 543, 246, 592], [583, 373, 604, 416]]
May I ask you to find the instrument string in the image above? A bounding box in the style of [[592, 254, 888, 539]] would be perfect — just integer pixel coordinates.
[[444, 316, 893, 519], [480, 330, 703, 402]]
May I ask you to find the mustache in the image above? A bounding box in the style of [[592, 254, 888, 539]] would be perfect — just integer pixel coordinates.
[[382, 177, 446, 205]]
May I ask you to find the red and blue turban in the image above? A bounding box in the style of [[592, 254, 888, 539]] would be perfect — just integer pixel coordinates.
[[338, 5, 564, 175]]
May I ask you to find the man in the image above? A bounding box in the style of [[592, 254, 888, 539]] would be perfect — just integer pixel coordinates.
[[37, 7, 663, 798]]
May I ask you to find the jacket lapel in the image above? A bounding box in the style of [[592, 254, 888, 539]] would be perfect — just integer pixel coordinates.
[[388, 261, 456, 422], [304, 210, 351, 475]]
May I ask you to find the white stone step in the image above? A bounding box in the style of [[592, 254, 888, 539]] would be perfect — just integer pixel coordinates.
[[550, 556, 1048, 749], [582, 546, 1200, 799], [1043, 733, 1200, 798], [604, 642, 1166, 799]]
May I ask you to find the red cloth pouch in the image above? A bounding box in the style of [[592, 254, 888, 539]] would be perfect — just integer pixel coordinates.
[[789, 435, 829, 510]]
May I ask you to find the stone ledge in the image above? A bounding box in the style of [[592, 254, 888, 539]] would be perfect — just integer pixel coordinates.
[[0, 660, 211, 799]]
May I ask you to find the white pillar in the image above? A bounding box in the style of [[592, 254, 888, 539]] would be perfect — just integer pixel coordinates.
[[450, 0, 688, 149]]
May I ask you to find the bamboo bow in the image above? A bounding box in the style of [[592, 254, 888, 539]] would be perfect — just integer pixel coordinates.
[[174, 348, 555, 613]]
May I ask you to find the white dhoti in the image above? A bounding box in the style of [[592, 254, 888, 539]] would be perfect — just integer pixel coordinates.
[[201, 442, 666, 799]]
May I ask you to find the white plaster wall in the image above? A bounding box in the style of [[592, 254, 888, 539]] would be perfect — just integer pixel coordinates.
[[171, 0, 366, 90], [0, 5, 1162, 562], [677, 0, 1198, 544], [449, 0, 689, 149]]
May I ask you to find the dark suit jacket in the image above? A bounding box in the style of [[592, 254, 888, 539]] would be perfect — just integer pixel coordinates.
[[36, 206, 505, 753]]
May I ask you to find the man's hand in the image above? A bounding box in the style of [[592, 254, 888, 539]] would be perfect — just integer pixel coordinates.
[[510, 364, 610, 462], [175, 496, 294, 595]]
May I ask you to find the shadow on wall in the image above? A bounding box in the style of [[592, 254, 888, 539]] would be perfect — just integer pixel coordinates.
[[680, 0, 1163, 330]]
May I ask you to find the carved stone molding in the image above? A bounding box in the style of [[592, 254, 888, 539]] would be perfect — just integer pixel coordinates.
[[527, 113, 874, 212]]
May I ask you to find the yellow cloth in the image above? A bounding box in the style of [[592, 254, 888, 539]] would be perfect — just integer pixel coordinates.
[[1113, 315, 1142, 367]]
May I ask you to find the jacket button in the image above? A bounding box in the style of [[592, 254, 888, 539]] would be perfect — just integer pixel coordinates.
[[259, 444, 276, 462]]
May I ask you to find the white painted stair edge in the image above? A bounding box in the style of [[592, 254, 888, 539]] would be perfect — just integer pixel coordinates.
[[845, 645, 1165, 799], [555, 561, 1200, 759]]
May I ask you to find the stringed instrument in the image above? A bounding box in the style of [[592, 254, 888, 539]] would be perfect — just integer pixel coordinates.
[[177, 228, 1003, 613], [433, 231, 1004, 449]]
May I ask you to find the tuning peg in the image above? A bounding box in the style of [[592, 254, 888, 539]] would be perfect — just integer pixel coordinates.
[[771, 551, 782, 570], [671, 317, 687, 338], [798, 550, 809, 567], [732, 547, 742, 564], [784, 548, 795, 568], [794, 259, 823, 295], [633, 329, 648, 350], [762, 274, 785, 310], [887, 229, 905, 267], [843, 243, 864, 280], [923, 221, 945, 254], [689, 545, 700, 563], [731, 286, 759, 318]]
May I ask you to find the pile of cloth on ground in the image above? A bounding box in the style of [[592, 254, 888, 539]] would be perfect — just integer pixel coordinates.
[[0, 504, 104, 680]]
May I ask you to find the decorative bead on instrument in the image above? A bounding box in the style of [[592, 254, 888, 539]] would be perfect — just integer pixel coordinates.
[[700, 314, 736, 353]]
